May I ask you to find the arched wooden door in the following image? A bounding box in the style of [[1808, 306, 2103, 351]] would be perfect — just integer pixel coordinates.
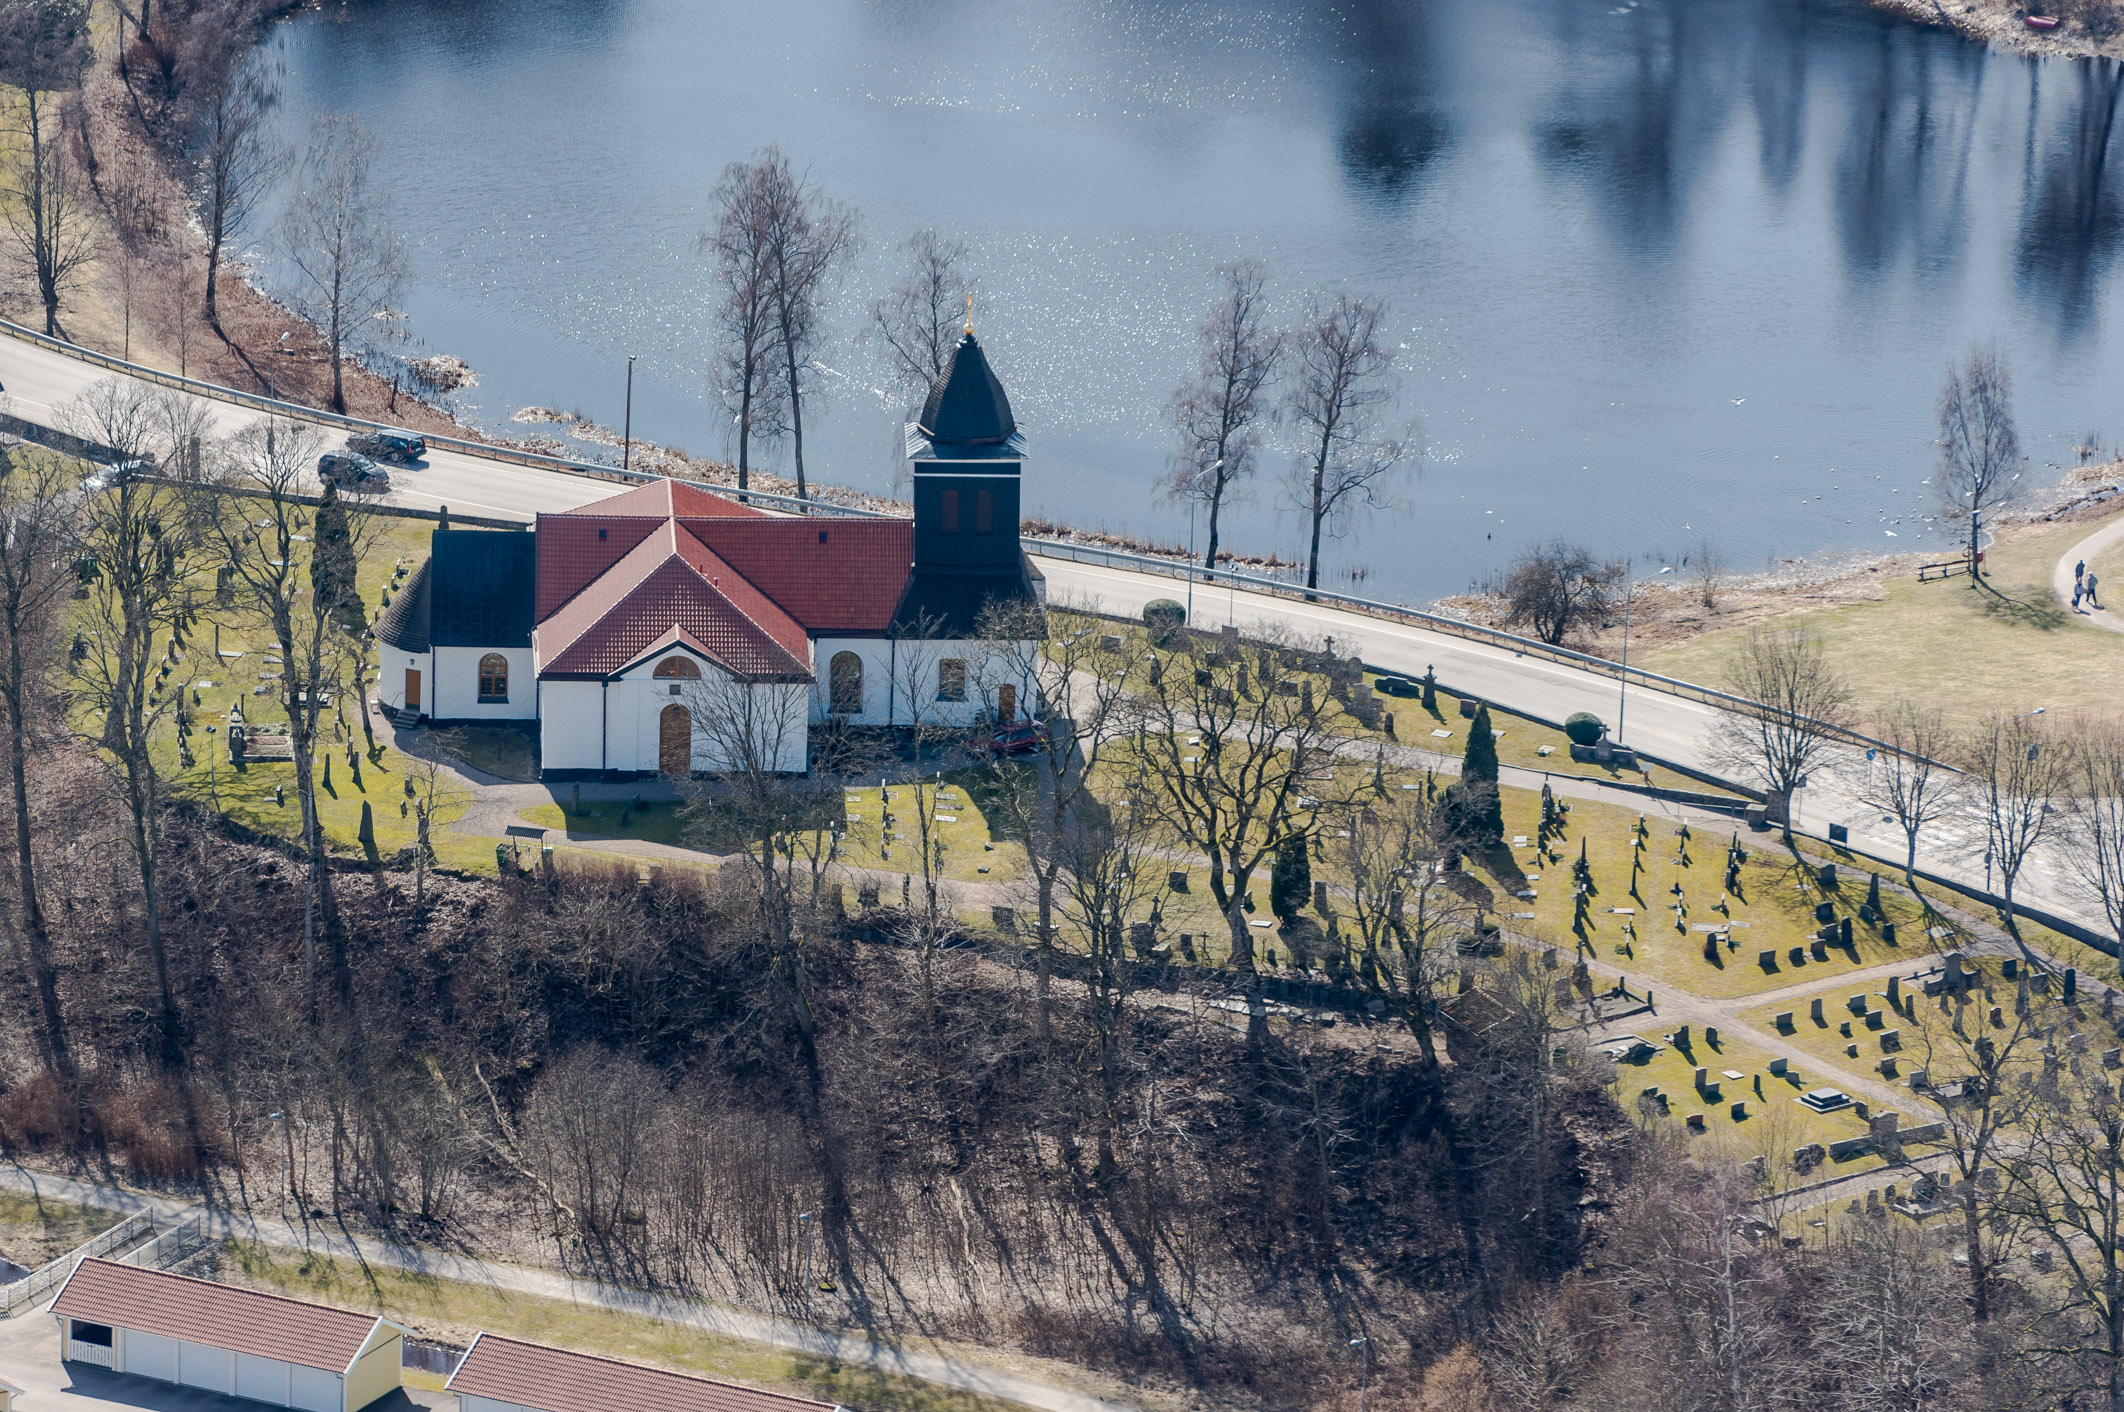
[[659, 704, 691, 775]]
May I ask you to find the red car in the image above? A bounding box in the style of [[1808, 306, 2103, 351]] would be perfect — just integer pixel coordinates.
[[975, 721, 1047, 756]]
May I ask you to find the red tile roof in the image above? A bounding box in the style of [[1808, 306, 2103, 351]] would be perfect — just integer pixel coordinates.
[[531, 485, 919, 673], [547, 479, 768, 522], [684, 519, 914, 634], [535, 521, 813, 679], [535, 515, 664, 621], [51, 1259, 393, 1374], [447, 1333, 836, 1412]]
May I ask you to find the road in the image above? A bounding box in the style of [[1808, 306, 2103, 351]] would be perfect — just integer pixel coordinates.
[[0, 328, 2110, 939], [2055, 513, 2124, 634], [0, 1167, 1144, 1412]]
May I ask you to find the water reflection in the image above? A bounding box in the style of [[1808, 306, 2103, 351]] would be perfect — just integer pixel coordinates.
[[2017, 62, 2124, 340], [261, 0, 2124, 598]]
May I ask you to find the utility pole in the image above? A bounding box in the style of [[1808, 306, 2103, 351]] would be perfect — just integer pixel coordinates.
[[269, 1111, 288, 1224], [622, 354, 636, 471], [1349, 1337, 1368, 1412]]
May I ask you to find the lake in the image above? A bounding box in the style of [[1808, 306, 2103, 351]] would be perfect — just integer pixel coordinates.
[[260, 0, 2124, 600]]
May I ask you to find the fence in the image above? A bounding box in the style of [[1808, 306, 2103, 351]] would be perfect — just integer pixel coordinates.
[[114, 1214, 209, 1272], [0, 1213, 150, 1315], [1, 313, 1922, 763], [402, 1340, 464, 1376]]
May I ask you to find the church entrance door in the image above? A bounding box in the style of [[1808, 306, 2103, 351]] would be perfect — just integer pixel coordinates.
[[659, 704, 691, 775], [996, 684, 1015, 724], [404, 668, 421, 713]]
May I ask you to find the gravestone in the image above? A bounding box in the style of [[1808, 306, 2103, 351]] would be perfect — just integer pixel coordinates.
[[1790, 946, 1808, 967], [1811, 997, 1826, 1024], [1168, 870, 1189, 892], [1686, 1113, 1705, 1132], [1760, 950, 1779, 970], [1882, 922, 1897, 944], [1840, 1021, 1853, 1038], [1775, 1012, 1794, 1032], [1819, 863, 1837, 887], [1313, 880, 1330, 913], [1811, 940, 1830, 962], [1694, 1066, 1709, 1089], [2003, 958, 2020, 980], [2032, 972, 2052, 994], [1731, 1101, 1748, 1120], [1850, 993, 1870, 1014], [1794, 1143, 1825, 1172], [1705, 1025, 1720, 1046], [858, 882, 880, 909], [1909, 1068, 1929, 1088], [1769, 1056, 1789, 1075], [1866, 1009, 1885, 1030], [1946, 952, 1968, 987], [1815, 901, 1837, 924], [1881, 1029, 1901, 1051], [992, 905, 1017, 934], [1991, 1005, 2006, 1027], [2066, 968, 2079, 999], [1887, 975, 1901, 1007], [2106, 1048, 2121, 1070], [1676, 1024, 1692, 1049], [1841, 916, 1854, 946]]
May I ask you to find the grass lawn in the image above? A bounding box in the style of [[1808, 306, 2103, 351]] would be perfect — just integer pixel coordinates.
[[1474, 792, 1949, 1001], [1601, 1025, 1883, 1173], [92, 506, 506, 876], [833, 771, 1022, 886], [434, 724, 539, 782], [219, 1240, 1041, 1412], [1392, 685, 1734, 796], [1739, 954, 2112, 1093], [0, 1190, 122, 1269], [1641, 508, 2124, 728]]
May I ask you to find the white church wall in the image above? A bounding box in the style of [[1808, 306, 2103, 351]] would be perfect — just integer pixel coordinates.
[[537, 681, 606, 772], [808, 637, 893, 726], [430, 646, 538, 722], [378, 643, 431, 715]]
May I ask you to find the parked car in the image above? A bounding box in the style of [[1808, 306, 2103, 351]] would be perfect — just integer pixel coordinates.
[[345, 430, 426, 463], [318, 452, 391, 493], [79, 459, 150, 494], [974, 720, 1048, 756]]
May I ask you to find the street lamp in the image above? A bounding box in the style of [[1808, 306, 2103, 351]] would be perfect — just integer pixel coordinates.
[[622, 354, 637, 471], [797, 1210, 816, 1295], [1616, 563, 1671, 746], [1187, 458, 1222, 628], [1349, 1337, 1369, 1412]]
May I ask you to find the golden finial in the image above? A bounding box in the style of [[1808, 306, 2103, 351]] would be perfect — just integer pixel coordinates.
[[965, 294, 974, 335]]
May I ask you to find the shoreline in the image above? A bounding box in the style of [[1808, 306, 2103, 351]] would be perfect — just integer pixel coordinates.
[[1865, 0, 2124, 60]]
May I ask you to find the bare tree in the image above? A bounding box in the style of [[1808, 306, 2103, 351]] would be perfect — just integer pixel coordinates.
[[1285, 292, 1411, 594], [179, 7, 282, 332], [2062, 715, 2124, 957], [1503, 540, 1621, 646], [60, 379, 210, 1071], [1859, 699, 1960, 885], [206, 418, 371, 995], [973, 599, 1128, 1041], [275, 114, 406, 414], [1689, 535, 1726, 612], [0, 443, 79, 1087], [1996, 1055, 2124, 1410], [1165, 259, 1282, 571], [1126, 624, 1371, 975], [1711, 628, 1856, 840], [0, 0, 92, 336], [1811, 1216, 1969, 1408], [871, 229, 971, 402], [705, 156, 786, 490], [1936, 344, 2022, 582], [724, 144, 859, 500], [1962, 710, 2069, 942]]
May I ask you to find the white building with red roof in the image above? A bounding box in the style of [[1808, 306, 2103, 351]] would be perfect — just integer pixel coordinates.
[[377, 327, 1044, 776]]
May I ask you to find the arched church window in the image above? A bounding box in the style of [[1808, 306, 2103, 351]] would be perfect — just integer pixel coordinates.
[[654, 657, 702, 679], [975, 488, 993, 534], [941, 488, 960, 534], [937, 658, 967, 702], [830, 651, 863, 715], [477, 654, 509, 703]]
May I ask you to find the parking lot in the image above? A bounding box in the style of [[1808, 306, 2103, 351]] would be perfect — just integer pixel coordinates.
[[0, 1312, 440, 1411]]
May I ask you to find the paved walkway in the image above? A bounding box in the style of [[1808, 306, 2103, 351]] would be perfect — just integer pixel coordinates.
[[0, 1168, 1142, 1412], [2052, 513, 2124, 634]]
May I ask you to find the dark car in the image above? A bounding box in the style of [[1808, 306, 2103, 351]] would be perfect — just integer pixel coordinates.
[[345, 431, 426, 464], [318, 452, 391, 493], [974, 721, 1048, 757]]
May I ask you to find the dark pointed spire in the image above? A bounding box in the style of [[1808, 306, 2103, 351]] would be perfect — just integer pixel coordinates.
[[917, 329, 1016, 446]]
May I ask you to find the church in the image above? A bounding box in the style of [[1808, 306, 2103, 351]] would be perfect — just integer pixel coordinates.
[[375, 326, 1045, 777]]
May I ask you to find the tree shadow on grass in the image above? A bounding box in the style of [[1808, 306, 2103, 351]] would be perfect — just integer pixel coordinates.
[[1970, 576, 2073, 631]]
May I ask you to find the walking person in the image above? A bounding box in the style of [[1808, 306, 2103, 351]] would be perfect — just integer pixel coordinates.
[[2074, 579, 2085, 611], [2078, 558, 2088, 586], [2089, 571, 2104, 610]]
